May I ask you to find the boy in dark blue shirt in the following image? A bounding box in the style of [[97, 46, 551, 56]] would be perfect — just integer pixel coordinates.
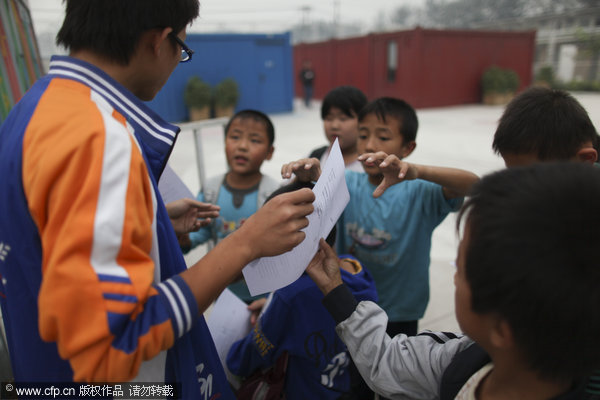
[[227, 182, 378, 400]]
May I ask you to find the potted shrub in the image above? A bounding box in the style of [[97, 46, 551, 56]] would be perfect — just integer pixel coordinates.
[[481, 66, 505, 105], [184, 76, 212, 121], [504, 69, 520, 98], [534, 65, 554, 88], [481, 66, 520, 105], [213, 78, 239, 118]]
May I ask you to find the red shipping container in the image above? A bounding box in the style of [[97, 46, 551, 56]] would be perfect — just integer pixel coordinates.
[[294, 27, 535, 108]]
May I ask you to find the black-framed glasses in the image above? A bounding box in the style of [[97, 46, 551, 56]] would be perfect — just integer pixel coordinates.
[[169, 33, 194, 63]]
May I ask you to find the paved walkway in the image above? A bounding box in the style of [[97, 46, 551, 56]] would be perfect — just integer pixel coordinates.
[[169, 92, 600, 333]]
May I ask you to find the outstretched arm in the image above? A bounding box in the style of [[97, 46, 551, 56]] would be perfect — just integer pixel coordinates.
[[306, 238, 343, 295], [30, 106, 315, 383], [417, 164, 479, 199], [247, 297, 268, 326], [166, 197, 220, 235], [306, 240, 473, 399], [181, 188, 315, 312], [358, 152, 479, 199]]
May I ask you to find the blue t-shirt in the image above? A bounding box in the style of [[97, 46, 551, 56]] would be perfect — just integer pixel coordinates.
[[189, 181, 260, 302], [227, 258, 378, 400], [189, 185, 258, 247], [336, 171, 462, 321]]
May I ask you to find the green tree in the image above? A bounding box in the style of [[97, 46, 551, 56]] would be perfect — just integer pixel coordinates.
[[392, 5, 412, 27], [420, 0, 598, 28], [575, 28, 600, 82], [424, 0, 529, 27]]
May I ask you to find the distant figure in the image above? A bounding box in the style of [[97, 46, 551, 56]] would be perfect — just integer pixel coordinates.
[[299, 60, 315, 108]]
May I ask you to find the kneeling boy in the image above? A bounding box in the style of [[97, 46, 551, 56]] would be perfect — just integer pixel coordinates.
[[308, 162, 600, 399]]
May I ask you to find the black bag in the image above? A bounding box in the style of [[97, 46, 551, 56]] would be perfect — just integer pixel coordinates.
[[236, 351, 289, 400], [309, 145, 328, 161]]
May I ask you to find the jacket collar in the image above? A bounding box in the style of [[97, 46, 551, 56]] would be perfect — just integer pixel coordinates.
[[48, 55, 180, 178]]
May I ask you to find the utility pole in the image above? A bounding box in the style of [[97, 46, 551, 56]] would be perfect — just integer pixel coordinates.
[[300, 5, 312, 42], [333, 0, 340, 38]]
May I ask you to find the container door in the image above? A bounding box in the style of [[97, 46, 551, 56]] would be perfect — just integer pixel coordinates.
[[255, 39, 290, 113]]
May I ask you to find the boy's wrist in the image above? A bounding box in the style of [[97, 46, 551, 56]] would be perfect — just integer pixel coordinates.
[[411, 162, 423, 180], [321, 278, 343, 296], [223, 229, 257, 264], [322, 284, 359, 324]]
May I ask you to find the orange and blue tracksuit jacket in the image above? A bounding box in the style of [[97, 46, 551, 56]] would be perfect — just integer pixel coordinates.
[[0, 55, 233, 398]]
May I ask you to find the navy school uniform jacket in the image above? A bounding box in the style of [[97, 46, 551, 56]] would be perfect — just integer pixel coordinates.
[[226, 256, 378, 400], [0, 56, 233, 398]]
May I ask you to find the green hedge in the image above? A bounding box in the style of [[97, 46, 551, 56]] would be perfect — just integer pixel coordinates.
[[482, 66, 520, 94]]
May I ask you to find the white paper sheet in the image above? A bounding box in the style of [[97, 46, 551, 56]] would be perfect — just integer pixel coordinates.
[[242, 138, 350, 296], [206, 288, 253, 387], [158, 163, 195, 204]]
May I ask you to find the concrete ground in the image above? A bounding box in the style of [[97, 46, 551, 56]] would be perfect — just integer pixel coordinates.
[[168, 92, 600, 334]]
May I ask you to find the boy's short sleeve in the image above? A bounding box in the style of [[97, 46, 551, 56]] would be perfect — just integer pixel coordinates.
[[417, 180, 463, 219]]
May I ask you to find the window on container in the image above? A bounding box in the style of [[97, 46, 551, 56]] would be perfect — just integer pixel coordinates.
[[387, 41, 397, 82]]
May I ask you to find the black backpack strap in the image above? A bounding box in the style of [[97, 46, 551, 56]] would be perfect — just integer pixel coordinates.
[[236, 351, 289, 400], [309, 145, 328, 161], [439, 342, 491, 400]]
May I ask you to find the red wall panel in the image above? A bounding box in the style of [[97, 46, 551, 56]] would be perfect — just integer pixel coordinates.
[[295, 37, 371, 101], [331, 37, 371, 94], [293, 28, 535, 109]]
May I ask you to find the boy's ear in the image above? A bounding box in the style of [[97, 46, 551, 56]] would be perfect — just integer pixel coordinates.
[[489, 317, 514, 349], [265, 146, 274, 161], [576, 147, 598, 164], [401, 141, 417, 158], [147, 27, 173, 58]]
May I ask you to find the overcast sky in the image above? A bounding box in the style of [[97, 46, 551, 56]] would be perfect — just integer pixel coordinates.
[[28, 0, 427, 36]]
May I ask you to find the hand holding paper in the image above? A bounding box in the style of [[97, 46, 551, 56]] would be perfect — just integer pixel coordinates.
[[158, 164, 220, 234], [242, 139, 349, 296], [235, 188, 315, 259]]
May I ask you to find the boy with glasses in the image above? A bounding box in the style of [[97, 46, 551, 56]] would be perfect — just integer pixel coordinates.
[[0, 1, 314, 398]]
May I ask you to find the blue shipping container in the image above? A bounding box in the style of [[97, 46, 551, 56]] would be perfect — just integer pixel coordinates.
[[146, 32, 294, 123]]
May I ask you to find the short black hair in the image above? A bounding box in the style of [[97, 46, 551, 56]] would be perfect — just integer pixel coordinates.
[[492, 87, 598, 160], [224, 109, 275, 146], [458, 162, 600, 381], [358, 97, 418, 143], [56, 0, 200, 65], [264, 181, 336, 247], [320, 86, 368, 120]]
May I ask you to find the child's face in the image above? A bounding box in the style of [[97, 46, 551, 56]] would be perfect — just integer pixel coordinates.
[[323, 107, 359, 153], [225, 117, 273, 176], [357, 113, 415, 177]]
